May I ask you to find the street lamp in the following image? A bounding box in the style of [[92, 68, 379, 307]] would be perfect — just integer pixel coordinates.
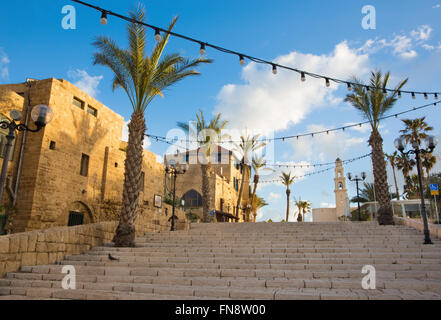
[[0, 105, 53, 202], [394, 135, 438, 245], [347, 171, 367, 222], [165, 160, 188, 231]]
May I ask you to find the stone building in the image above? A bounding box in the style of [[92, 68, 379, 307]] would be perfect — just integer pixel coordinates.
[[165, 146, 251, 223], [0, 78, 185, 234], [312, 158, 351, 222]]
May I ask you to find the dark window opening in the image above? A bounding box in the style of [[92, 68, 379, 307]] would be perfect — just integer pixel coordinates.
[[73, 97, 85, 110], [183, 189, 203, 208], [115, 162, 118, 168], [87, 105, 97, 117], [68, 211, 84, 227], [49, 141, 56, 150], [80, 153, 89, 177], [139, 171, 145, 192]]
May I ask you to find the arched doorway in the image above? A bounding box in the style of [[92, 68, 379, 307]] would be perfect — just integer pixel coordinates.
[[67, 201, 94, 226]]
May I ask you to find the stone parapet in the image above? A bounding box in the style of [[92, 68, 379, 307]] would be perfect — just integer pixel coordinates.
[[393, 216, 441, 239]]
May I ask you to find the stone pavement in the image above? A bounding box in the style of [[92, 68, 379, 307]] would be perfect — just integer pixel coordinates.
[[1, 222, 441, 300]]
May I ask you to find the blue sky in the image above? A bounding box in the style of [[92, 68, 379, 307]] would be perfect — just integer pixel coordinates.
[[1, 0, 441, 222]]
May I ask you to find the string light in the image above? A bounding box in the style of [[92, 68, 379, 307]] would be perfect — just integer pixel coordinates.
[[272, 64, 277, 75], [412, 92, 416, 100], [436, 93, 439, 100], [398, 91, 402, 99], [154, 28, 161, 41], [72, 0, 440, 98], [347, 83, 352, 91], [424, 93, 428, 100], [301, 72, 306, 82], [199, 43, 206, 55], [239, 55, 245, 66], [100, 11, 107, 25], [325, 78, 330, 87]]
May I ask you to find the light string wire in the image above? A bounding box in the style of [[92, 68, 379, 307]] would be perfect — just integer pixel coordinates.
[[145, 100, 440, 145], [71, 0, 441, 97], [259, 154, 371, 184]]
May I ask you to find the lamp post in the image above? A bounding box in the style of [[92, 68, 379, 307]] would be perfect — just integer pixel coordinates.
[[347, 172, 367, 222], [165, 160, 188, 231], [0, 105, 53, 202], [395, 135, 438, 245]]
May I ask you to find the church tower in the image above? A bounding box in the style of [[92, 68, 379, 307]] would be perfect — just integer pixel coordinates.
[[334, 158, 348, 219]]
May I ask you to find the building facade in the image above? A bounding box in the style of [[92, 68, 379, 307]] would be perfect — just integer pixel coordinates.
[[0, 78, 185, 234], [165, 146, 251, 223]]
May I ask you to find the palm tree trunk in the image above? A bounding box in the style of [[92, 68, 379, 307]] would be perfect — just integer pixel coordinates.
[[251, 174, 259, 223], [286, 189, 290, 222], [113, 112, 146, 247], [392, 165, 400, 200], [369, 130, 394, 225], [297, 210, 302, 222], [201, 163, 211, 223], [235, 159, 246, 220]]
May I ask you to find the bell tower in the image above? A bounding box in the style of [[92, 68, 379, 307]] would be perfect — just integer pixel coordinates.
[[334, 158, 348, 219]]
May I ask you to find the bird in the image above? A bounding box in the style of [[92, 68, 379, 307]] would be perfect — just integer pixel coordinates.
[[108, 253, 119, 261]]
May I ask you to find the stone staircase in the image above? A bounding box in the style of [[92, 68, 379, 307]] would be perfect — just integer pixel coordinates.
[[1, 222, 441, 300]]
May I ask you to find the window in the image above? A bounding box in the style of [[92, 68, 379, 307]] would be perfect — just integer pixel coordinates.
[[217, 152, 222, 164], [182, 189, 203, 208], [185, 153, 189, 163], [139, 171, 145, 192], [80, 154, 89, 177], [73, 97, 85, 110], [68, 211, 84, 227], [49, 141, 56, 150], [115, 162, 118, 168], [87, 105, 97, 117], [0, 116, 16, 161]]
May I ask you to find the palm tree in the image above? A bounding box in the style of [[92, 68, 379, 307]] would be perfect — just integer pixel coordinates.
[[385, 152, 400, 200], [300, 201, 311, 222], [396, 153, 415, 179], [93, 7, 212, 247], [280, 172, 295, 222], [234, 134, 266, 221], [250, 194, 268, 221], [350, 182, 377, 203], [250, 155, 271, 222], [177, 111, 228, 223], [345, 71, 408, 225], [421, 153, 437, 178], [400, 117, 434, 179], [295, 199, 303, 222]]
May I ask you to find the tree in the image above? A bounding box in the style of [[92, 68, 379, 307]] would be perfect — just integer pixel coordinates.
[[421, 153, 437, 178], [400, 117, 434, 178], [396, 153, 415, 179], [177, 111, 228, 223], [385, 152, 400, 200], [93, 7, 212, 247], [345, 71, 407, 225], [250, 155, 272, 222], [234, 135, 266, 221], [280, 172, 295, 222], [350, 182, 377, 203], [296, 200, 311, 222], [249, 193, 268, 222]]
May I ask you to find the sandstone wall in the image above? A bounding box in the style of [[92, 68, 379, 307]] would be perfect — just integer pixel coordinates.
[[393, 216, 441, 239]]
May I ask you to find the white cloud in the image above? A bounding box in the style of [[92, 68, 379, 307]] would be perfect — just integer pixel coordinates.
[[122, 120, 151, 150], [290, 124, 366, 163], [410, 25, 432, 41], [422, 44, 435, 51], [320, 202, 335, 208], [269, 192, 282, 200], [215, 41, 370, 134], [0, 48, 10, 80], [68, 69, 103, 97], [434, 4, 441, 8]]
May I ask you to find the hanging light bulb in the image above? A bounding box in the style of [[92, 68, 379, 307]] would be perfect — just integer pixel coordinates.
[[424, 93, 428, 100], [412, 92, 416, 99], [383, 88, 387, 94], [199, 43, 206, 55], [239, 55, 245, 66], [435, 93, 439, 100], [398, 91, 402, 99], [301, 72, 306, 82], [100, 11, 108, 25], [154, 29, 161, 41], [325, 78, 330, 87], [347, 83, 352, 91], [272, 65, 277, 75]]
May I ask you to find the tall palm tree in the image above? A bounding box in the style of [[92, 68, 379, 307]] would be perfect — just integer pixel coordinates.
[[400, 117, 434, 179], [350, 182, 377, 203], [250, 155, 271, 222], [234, 135, 266, 221], [250, 194, 268, 221], [177, 111, 228, 223], [93, 7, 212, 247], [385, 152, 400, 200], [299, 201, 311, 222], [421, 153, 437, 178], [280, 172, 295, 222], [295, 199, 303, 222], [396, 153, 415, 179], [345, 71, 408, 225]]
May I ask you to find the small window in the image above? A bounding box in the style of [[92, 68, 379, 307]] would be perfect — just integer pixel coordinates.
[[80, 154, 89, 177], [49, 141, 56, 150], [185, 154, 189, 163], [139, 171, 145, 192], [68, 211, 84, 227], [115, 162, 118, 168], [73, 97, 85, 110], [87, 105, 97, 117], [217, 152, 222, 164]]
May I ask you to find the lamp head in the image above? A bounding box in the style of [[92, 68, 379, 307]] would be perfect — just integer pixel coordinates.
[[361, 172, 367, 180], [394, 137, 406, 152], [347, 173, 352, 180], [31, 105, 53, 129], [100, 11, 108, 25], [10, 110, 23, 122], [425, 135, 438, 151]]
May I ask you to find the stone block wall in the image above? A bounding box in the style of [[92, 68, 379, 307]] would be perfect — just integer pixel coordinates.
[[394, 216, 441, 239]]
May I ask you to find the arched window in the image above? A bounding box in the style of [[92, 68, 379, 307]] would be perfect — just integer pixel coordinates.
[[338, 182, 343, 190], [182, 189, 203, 208]]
